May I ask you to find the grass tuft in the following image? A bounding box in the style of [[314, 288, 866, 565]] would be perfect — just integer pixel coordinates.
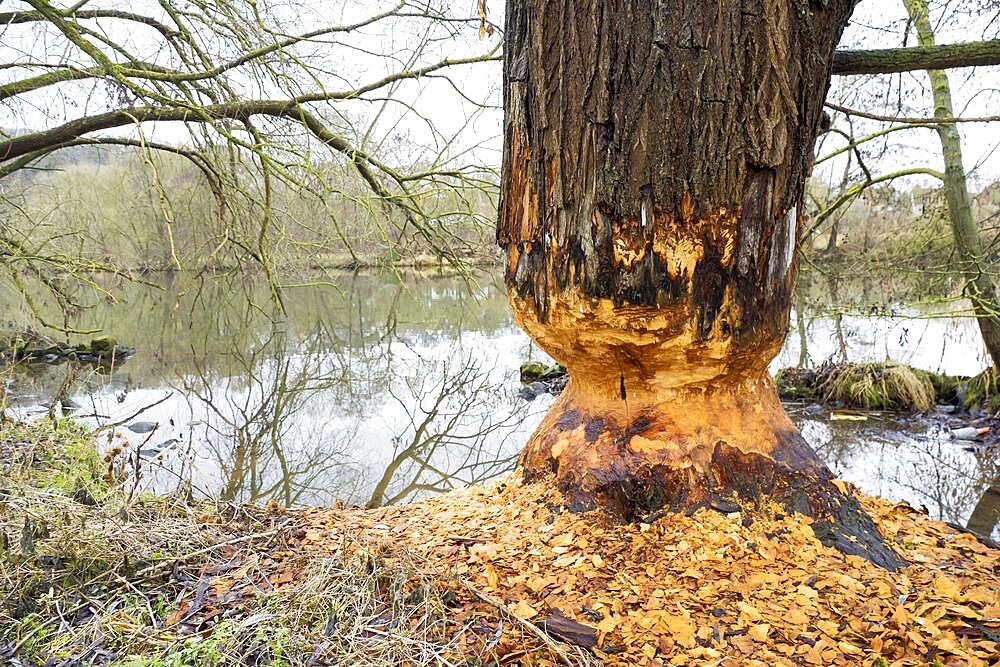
[[816, 361, 936, 412], [962, 366, 999, 411]]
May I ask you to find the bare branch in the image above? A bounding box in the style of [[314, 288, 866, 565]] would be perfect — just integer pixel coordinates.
[[834, 39, 1000, 76], [825, 102, 1000, 125]]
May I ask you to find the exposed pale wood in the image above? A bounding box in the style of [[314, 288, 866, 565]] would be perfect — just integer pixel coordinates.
[[498, 0, 903, 569]]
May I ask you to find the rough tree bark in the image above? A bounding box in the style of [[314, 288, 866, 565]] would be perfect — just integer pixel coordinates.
[[903, 0, 1000, 371], [498, 0, 903, 569]]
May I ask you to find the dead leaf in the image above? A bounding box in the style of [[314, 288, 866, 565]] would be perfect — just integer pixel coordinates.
[[510, 600, 537, 620], [749, 623, 771, 641]]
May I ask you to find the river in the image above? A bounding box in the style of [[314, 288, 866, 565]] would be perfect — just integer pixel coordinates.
[[3, 269, 998, 539]]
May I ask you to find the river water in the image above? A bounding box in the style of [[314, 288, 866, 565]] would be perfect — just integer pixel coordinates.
[[3, 270, 998, 539]]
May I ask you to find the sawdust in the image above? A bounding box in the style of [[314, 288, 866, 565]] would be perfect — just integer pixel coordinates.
[[212, 476, 1000, 667]]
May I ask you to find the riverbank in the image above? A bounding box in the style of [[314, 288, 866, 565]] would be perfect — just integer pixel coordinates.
[[2, 420, 998, 666]]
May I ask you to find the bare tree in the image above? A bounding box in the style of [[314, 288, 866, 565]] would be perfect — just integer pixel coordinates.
[[899, 0, 1000, 368], [800, 1, 1000, 369], [0, 0, 501, 321]]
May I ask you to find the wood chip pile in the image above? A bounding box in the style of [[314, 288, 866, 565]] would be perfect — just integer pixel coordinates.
[[212, 476, 1000, 666]]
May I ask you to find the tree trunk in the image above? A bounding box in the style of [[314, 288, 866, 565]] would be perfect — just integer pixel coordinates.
[[966, 482, 1000, 539], [824, 218, 841, 253], [498, 0, 902, 570], [903, 0, 1000, 371]]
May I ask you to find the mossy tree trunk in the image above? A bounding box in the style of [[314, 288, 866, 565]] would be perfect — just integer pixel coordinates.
[[498, 0, 902, 569], [902, 0, 1000, 371]]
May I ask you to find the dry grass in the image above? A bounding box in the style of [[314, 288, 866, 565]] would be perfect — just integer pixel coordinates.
[[0, 420, 593, 666], [815, 361, 936, 411], [191, 527, 596, 666], [0, 419, 275, 664], [243, 540, 495, 666]]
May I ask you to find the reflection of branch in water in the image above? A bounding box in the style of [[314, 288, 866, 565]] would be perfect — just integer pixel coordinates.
[[967, 482, 1000, 539], [879, 440, 1000, 528], [47, 361, 79, 420], [366, 355, 528, 508], [795, 288, 811, 368], [827, 274, 849, 363], [803, 415, 1000, 530], [183, 302, 354, 506]]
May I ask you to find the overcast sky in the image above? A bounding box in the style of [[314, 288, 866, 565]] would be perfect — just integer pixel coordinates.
[[0, 0, 997, 188]]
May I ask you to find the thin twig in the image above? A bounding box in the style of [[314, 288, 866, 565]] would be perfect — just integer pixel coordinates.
[[459, 581, 578, 667]]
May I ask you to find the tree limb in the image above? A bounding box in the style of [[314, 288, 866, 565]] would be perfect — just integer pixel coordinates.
[[825, 102, 1000, 125], [803, 167, 945, 244], [0, 8, 180, 38], [833, 39, 1000, 76]]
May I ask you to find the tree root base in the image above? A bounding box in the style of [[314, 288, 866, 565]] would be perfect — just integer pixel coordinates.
[[532, 441, 905, 572], [519, 386, 906, 571]]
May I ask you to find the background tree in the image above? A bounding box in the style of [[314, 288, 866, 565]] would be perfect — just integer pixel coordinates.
[[802, 0, 1000, 374], [0, 0, 501, 321], [901, 0, 1000, 368]]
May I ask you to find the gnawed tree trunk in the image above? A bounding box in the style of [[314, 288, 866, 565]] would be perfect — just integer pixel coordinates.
[[903, 0, 1000, 371], [498, 0, 903, 570]]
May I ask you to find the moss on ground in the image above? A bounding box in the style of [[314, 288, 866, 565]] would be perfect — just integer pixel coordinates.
[[1, 418, 104, 497], [519, 361, 566, 383], [963, 367, 1000, 411], [774, 367, 818, 400], [774, 362, 969, 412]]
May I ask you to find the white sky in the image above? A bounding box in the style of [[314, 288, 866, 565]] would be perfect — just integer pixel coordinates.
[[822, 0, 1000, 188], [0, 0, 997, 188]]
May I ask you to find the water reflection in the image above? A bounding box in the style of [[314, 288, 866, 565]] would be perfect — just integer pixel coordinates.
[[363, 354, 528, 508], [791, 406, 1000, 539], [186, 325, 357, 506], [1, 270, 997, 540], [2, 272, 546, 509]]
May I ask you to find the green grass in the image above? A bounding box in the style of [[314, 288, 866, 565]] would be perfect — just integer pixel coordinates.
[[112, 626, 234, 667], [962, 366, 999, 411], [1, 418, 101, 490]]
